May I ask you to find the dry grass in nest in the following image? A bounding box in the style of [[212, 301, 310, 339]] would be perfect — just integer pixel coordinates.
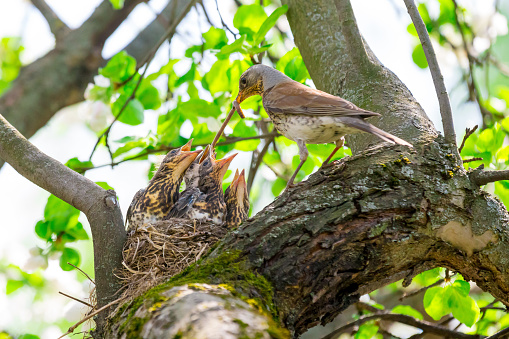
[[118, 218, 228, 299]]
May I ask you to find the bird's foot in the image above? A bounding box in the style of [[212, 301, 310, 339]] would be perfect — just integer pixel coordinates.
[[320, 160, 339, 170]]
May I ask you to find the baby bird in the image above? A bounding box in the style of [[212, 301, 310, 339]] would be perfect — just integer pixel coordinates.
[[235, 64, 412, 188], [183, 144, 212, 190], [126, 140, 201, 229], [165, 152, 237, 224], [224, 169, 250, 229]]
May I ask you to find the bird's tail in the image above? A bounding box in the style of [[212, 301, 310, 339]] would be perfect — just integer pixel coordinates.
[[343, 117, 413, 147]]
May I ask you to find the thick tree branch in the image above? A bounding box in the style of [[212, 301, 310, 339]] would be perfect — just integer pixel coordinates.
[[30, 0, 71, 40], [471, 170, 509, 186], [0, 114, 125, 331], [403, 0, 456, 145]]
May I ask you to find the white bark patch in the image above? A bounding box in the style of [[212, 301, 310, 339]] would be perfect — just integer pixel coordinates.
[[436, 221, 497, 256]]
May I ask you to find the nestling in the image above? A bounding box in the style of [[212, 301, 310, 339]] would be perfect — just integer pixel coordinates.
[[235, 64, 412, 188], [165, 152, 237, 225], [224, 169, 250, 229], [126, 140, 201, 229]]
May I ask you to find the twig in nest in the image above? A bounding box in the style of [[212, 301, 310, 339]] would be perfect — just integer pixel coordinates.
[[67, 262, 95, 285], [58, 297, 125, 339], [458, 125, 478, 153], [59, 291, 94, 309]]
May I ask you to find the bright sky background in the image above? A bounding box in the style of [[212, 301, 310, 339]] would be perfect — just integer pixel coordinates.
[[0, 0, 487, 337]]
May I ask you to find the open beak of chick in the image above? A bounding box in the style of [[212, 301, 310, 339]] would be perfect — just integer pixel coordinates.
[[173, 148, 202, 175], [181, 139, 194, 152], [212, 153, 238, 179]]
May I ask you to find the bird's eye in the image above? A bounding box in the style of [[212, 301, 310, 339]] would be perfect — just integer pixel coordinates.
[[240, 78, 247, 86]]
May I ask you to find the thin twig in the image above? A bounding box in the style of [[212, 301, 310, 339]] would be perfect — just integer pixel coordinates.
[[458, 125, 478, 153], [30, 0, 70, 40], [59, 291, 94, 309], [214, 0, 237, 37], [83, 132, 280, 172], [399, 278, 445, 301], [67, 262, 95, 285], [57, 297, 125, 339], [321, 311, 480, 339], [463, 157, 483, 163], [403, 0, 456, 145]]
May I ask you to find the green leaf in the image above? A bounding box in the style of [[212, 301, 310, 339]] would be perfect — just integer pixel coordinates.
[[424, 285, 451, 320], [216, 35, 247, 58], [412, 44, 428, 69], [392, 305, 424, 320], [276, 48, 309, 83], [178, 99, 221, 118], [86, 85, 113, 103], [448, 284, 480, 326], [495, 181, 509, 207], [109, 0, 124, 9], [137, 82, 161, 110], [96, 181, 115, 190], [65, 157, 93, 173], [44, 195, 80, 233], [65, 222, 89, 241], [271, 177, 287, 197], [253, 5, 288, 45], [355, 322, 379, 339], [451, 279, 470, 297], [18, 335, 40, 339], [477, 127, 503, 153], [112, 97, 145, 126], [35, 221, 52, 241], [60, 248, 80, 271], [246, 44, 273, 55], [203, 59, 231, 95], [99, 51, 136, 82], [203, 27, 228, 50], [233, 4, 268, 41], [6, 279, 24, 294]]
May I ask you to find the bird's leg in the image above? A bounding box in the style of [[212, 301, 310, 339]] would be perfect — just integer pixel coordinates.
[[286, 139, 308, 189], [321, 137, 345, 169]]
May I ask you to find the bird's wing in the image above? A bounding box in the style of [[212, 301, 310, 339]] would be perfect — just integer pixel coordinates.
[[263, 81, 381, 119], [166, 188, 201, 219], [126, 188, 145, 225]]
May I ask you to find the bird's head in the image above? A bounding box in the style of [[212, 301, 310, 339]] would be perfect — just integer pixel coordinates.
[[183, 144, 212, 188], [233, 169, 249, 211], [198, 153, 237, 190], [236, 64, 291, 103], [154, 139, 201, 181], [224, 169, 250, 228]]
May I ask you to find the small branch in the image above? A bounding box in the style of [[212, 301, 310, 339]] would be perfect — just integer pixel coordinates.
[[321, 311, 480, 339], [403, 0, 456, 145], [399, 278, 445, 301], [487, 326, 509, 339], [58, 297, 125, 339], [67, 262, 95, 285], [463, 157, 483, 163], [83, 132, 281, 172], [59, 291, 94, 309], [215, 0, 238, 37], [471, 170, 509, 186], [458, 125, 478, 153], [30, 0, 71, 40]]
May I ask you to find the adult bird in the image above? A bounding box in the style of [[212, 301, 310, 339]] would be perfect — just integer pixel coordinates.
[[235, 64, 412, 189], [165, 152, 237, 225], [224, 169, 249, 229], [126, 140, 201, 230]]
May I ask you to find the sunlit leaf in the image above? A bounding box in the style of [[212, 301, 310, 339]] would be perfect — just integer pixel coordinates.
[[412, 44, 428, 69], [423, 285, 450, 320], [59, 247, 80, 271], [6, 279, 24, 294], [253, 5, 288, 45], [203, 27, 229, 50], [392, 305, 424, 320], [112, 96, 145, 126], [233, 4, 268, 41], [109, 0, 124, 9], [354, 322, 379, 339], [99, 51, 136, 83]]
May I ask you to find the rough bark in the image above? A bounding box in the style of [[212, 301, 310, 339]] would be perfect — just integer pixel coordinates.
[[0, 0, 194, 170]]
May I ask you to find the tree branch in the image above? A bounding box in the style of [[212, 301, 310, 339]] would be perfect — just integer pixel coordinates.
[[322, 312, 480, 339], [30, 0, 71, 40], [403, 0, 456, 145], [471, 169, 509, 186], [0, 113, 125, 331]]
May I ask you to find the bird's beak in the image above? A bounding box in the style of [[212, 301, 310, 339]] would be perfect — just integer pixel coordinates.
[[232, 169, 240, 183], [175, 150, 202, 174], [237, 169, 247, 194], [181, 139, 193, 152], [199, 145, 211, 164], [214, 153, 238, 178], [235, 91, 244, 104]]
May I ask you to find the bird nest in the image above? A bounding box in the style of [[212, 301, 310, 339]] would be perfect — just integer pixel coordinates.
[[118, 219, 228, 299]]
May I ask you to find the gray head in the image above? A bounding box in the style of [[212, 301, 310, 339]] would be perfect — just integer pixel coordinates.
[[236, 64, 292, 103]]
